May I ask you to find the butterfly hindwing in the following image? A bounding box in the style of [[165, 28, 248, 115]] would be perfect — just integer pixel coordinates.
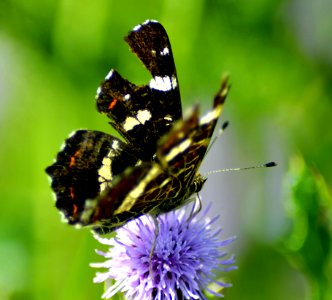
[[81, 162, 182, 233], [46, 130, 138, 225]]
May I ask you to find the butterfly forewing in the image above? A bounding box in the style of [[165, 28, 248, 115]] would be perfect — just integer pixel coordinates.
[[157, 78, 229, 188], [96, 20, 182, 162]]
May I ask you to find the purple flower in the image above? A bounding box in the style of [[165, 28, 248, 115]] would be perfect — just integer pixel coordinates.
[[91, 204, 236, 299]]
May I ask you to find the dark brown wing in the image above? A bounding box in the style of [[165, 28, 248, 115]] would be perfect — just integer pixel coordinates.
[[81, 162, 182, 233], [96, 20, 182, 161], [45, 130, 138, 225], [156, 77, 230, 187]]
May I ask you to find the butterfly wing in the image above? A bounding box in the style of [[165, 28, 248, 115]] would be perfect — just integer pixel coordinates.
[[96, 20, 182, 161], [81, 162, 182, 233], [45, 130, 139, 225], [157, 78, 230, 188]]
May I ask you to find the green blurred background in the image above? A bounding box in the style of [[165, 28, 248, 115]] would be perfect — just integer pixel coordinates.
[[1, 0, 331, 299]]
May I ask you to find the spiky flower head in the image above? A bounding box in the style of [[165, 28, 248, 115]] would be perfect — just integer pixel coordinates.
[[91, 204, 236, 299]]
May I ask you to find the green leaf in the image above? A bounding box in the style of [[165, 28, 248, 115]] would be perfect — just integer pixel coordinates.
[[283, 155, 332, 300]]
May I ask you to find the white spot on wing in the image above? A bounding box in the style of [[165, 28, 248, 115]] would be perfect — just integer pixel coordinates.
[[123, 116, 140, 131], [98, 163, 112, 180], [124, 94, 131, 100], [105, 69, 114, 80], [123, 109, 152, 131], [135, 160, 143, 166], [95, 86, 102, 99], [200, 111, 216, 125], [68, 130, 78, 138], [143, 19, 158, 25], [99, 182, 109, 192], [137, 109, 152, 124], [160, 47, 169, 55], [122, 110, 151, 131], [112, 139, 120, 150], [164, 115, 173, 122], [133, 24, 142, 31], [149, 76, 170, 91], [133, 20, 159, 32], [165, 139, 191, 161], [97, 143, 121, 192], [171, 76, 177, 88], [149, 75, 177, 91], [199, 105, 222, 125]]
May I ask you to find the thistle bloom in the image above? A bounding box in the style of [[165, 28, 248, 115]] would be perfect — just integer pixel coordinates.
[[91, 204, 236, 299]]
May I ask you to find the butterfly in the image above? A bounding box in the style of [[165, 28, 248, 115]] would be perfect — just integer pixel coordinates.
[[46, 20, 229, 233]]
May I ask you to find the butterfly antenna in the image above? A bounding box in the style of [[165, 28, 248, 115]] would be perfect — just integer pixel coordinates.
[[205, 161, 277, 175], [206, 121, 229, 156]]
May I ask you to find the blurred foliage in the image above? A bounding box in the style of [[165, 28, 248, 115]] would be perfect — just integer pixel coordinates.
[[282, 155, 332, 300], [0, 0, 332, 299]]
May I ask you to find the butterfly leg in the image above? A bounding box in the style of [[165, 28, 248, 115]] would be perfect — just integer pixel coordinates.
[[187, 194, 202, 222], [149, 215, 159, 281]]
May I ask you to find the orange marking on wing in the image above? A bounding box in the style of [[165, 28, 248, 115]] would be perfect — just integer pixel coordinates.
[[69, 150, 80, 167], [108, 98, 117, 110], [70, 187, 75, 199], [69, 156, 76, 167], [73, 204, 78, 216]]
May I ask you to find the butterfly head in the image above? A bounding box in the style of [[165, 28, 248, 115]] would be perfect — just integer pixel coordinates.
[[190, 174, 207, 195]]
